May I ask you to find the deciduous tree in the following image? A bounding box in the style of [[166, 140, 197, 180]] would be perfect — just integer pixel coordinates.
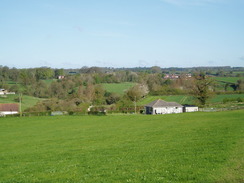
[[192, 72, 213, 106]]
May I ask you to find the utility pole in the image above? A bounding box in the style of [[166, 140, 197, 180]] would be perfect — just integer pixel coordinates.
[[19, 93, 22, 117], [134, 96, 137, 114]]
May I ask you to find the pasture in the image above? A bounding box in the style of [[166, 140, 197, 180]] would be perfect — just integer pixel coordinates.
[[138, 94, 244, 105], [209, 94, 244, 103], [103, 82, 135, 95], [214, 77, 243, 84], [138, 95, 194, 105], [0, 110, 243, 182], [0, 94, 41, 111]]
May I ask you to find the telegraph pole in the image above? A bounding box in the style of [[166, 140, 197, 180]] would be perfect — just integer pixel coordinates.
[[134, 96, 137, 114], [19, 93, 22, 117]]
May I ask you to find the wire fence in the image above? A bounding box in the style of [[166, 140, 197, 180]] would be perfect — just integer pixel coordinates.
[[1, 106, 244, 118], [199, 106, 244, 112]]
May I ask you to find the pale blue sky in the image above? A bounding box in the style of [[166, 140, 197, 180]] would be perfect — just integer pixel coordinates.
[[0, 0, 244, 68]]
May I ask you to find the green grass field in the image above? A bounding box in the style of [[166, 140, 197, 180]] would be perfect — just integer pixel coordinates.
[[102, 82, 136, 95], [6, 81, 26, 92], [138, 95, 194, 105], [214, 77, 243, 84], [138, 94, 244, 106], [233, 71, 244, 74], [0, 110, 243, 182], [43, 79, 57, 85], [209, 94, 244, 103], [0, 94, 41, 111]]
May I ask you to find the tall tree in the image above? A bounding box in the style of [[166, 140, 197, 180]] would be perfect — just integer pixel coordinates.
[[192, 72, 213, 106], [35, 67, 54, 80], [54, 69, 64, 78], [126, 84, 149, 101], [150, 66, 161, 74], [236, 79, 244, 92]]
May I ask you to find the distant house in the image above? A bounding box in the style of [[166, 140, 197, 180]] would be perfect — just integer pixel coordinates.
[[163, 73, 192, 80], [184, 73, 192, 78], [183, 105, 198, 112], [145, 99, 183, 115], [0, 89, 4, 95], [0, 103, 19, 116], [164, 74, 179, 79], [57, 75, 65, 80], [0, 89, 15, 95]]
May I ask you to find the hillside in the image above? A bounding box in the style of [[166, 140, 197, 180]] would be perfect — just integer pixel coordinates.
[[0, 110, 243, 182], [138, 94, 244, 106], [214, 77, 243, 84], [0, 94, 41, 111], [102, 82, 136, 95]]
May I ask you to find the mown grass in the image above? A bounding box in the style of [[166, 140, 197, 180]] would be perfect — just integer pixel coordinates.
[[0, 94, 41, 111], [0, 110, 243, 182], [102, 82, 136, 95], [210, 94, 244, 103], [214, 77, 243, 84]]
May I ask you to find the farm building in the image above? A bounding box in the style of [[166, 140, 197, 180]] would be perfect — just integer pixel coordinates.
[[57, 75, 65, 80], [145, 99, 183, 115], [0, 89, 15, 95], [0, 103, 19, 116], [183, 105, 199, 112], [0, 89, 4, 95]]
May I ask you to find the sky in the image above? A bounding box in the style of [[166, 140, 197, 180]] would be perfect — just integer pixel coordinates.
[[0, 0, 244, 68]]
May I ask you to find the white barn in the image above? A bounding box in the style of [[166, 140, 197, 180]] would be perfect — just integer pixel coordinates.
[[145, 99, 183, 115]]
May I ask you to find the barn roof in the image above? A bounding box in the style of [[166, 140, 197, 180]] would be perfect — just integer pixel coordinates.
[[145, 99, 182, 108], [0, 103, 19, 112]]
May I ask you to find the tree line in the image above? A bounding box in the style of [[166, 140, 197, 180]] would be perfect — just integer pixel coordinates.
[[0, 65, 243, 113]]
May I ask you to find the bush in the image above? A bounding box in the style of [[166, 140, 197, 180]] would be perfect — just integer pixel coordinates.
[[68, 111, 74, 115], [237, 97, 244, 102], [223, 97, 244, 104], [88, 111, 106, 116]]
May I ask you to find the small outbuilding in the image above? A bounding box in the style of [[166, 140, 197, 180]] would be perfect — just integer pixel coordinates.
[[0, 89, 15, 95], [0, 103, 19, 116], [183, 105, 198, 112], [145, 99, 183, 115]]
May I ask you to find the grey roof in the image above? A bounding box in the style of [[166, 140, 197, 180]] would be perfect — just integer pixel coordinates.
[[183, 104, 198, 107], [145, 99, 183, 108]]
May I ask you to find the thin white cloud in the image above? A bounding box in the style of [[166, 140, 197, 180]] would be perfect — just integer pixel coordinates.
[[62, 62, 83, 68], [95, 60, 117, 67], [73, 26, 83, 33], [39, 60, 53, 67], [138, 60, 150, 67], [239, 56, 244, 61], [104, 20, 135, 27], [89, 31, 128, 38], [161, 0, 225, 6]]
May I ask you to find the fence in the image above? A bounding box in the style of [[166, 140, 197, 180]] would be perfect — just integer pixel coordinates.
[[199, 106, 244, 112], [1, 106, 244, 118]]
